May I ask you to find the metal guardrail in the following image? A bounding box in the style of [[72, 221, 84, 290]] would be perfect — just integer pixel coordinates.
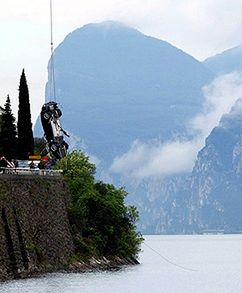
[[0, 167, 63, 176]]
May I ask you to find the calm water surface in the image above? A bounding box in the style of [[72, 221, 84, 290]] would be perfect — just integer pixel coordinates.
[[1, 235, 242, 293]]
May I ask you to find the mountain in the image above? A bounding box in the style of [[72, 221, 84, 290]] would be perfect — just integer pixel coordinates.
[[203, 45, 242, 75], [131, 98, 242, 234], [38, 21, 213, 161], [35, 21, 215, 234], [188, 99, 242, 233]]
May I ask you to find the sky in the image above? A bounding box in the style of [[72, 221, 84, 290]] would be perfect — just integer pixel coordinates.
[[1, 0, 242, 124]]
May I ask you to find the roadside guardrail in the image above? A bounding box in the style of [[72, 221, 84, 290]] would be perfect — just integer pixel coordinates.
[[0, 167, 63, 176]]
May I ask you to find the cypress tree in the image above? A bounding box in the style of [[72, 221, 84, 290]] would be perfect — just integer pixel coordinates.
[[17, 69, 34, 159], [0, 95, 17, 159]]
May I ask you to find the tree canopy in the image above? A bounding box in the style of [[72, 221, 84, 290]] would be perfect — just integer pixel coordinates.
[[0, 96, 17, 159], [56, 151, 143, 259]]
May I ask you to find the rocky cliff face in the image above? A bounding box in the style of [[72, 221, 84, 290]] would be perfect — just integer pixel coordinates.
[[137, 99, 242, 234], [189, 99, 242, 233], [119, 174, 190, 234], [0, 175, 74, 280]]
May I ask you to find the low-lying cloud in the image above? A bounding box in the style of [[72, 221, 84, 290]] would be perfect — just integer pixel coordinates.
[[111, 138, 202, 178], [190, 72, 242, 137], [110, 72, 242, 179]]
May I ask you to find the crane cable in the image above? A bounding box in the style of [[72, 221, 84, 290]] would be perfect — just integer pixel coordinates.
[[143, 241, 198, 272], [49, 0, 56, 102]]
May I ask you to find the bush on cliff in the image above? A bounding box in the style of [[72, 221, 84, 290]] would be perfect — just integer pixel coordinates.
[[56, 151, 143, 259]]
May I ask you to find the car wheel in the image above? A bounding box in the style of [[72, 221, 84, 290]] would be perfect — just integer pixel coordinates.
[[43, 112, 50, 120], [50, 144, 57, 152]]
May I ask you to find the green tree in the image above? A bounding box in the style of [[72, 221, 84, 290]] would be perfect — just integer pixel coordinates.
[[0, 96, 17, 158], [17, 69, 34, 159], [56, 151, 143, 259]]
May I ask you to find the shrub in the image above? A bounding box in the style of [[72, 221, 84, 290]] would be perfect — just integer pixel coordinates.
[[56, 151, 143, 259]]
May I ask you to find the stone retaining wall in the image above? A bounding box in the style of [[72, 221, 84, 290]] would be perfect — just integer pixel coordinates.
[[0, 175, 74, 280]]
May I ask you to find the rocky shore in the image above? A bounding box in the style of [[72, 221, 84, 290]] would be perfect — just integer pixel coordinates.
[[69, 256, 139, 272], [0, 256, 139, 281]]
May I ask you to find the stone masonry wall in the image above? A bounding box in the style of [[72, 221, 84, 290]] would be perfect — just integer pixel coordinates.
[[0, 175, 74, 280]]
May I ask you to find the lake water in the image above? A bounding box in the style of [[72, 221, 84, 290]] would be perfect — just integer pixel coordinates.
[[1, 235, 242, 293]]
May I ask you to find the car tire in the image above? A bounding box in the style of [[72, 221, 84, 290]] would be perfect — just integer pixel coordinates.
[[43, 112, 50, 120], [50, 144, 57, 152]]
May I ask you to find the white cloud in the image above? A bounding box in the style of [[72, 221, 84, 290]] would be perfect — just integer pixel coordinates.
[[110, 72, 242, 179], [111, 139, 201, 178], [190, 72, 242, 137], [1, 0, 242, 124]]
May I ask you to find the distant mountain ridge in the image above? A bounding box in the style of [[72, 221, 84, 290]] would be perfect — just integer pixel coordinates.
[[203, 45, 242, 75], [42, 21, 213, 162], [35, 21, 216, 234]]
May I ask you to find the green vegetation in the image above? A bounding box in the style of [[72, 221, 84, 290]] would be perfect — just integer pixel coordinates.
[[0, 96, 17, 158], [0, 70, 39, 160], [17, 69, 34, 159], [56, 151, 143, 259]]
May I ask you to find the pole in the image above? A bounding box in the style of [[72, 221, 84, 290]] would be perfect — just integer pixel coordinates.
[[49, 0, 56, 101]]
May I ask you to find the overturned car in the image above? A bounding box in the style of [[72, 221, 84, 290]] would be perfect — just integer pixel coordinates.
[[40, 101, 69, 160]]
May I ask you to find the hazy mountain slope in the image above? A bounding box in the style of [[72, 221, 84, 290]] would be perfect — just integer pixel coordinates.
[[40, 21, 213, 163], [203, 46, 242, 75]]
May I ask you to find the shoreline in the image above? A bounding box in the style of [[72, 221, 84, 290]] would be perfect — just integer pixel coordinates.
[[0, 256, 140, 282]]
